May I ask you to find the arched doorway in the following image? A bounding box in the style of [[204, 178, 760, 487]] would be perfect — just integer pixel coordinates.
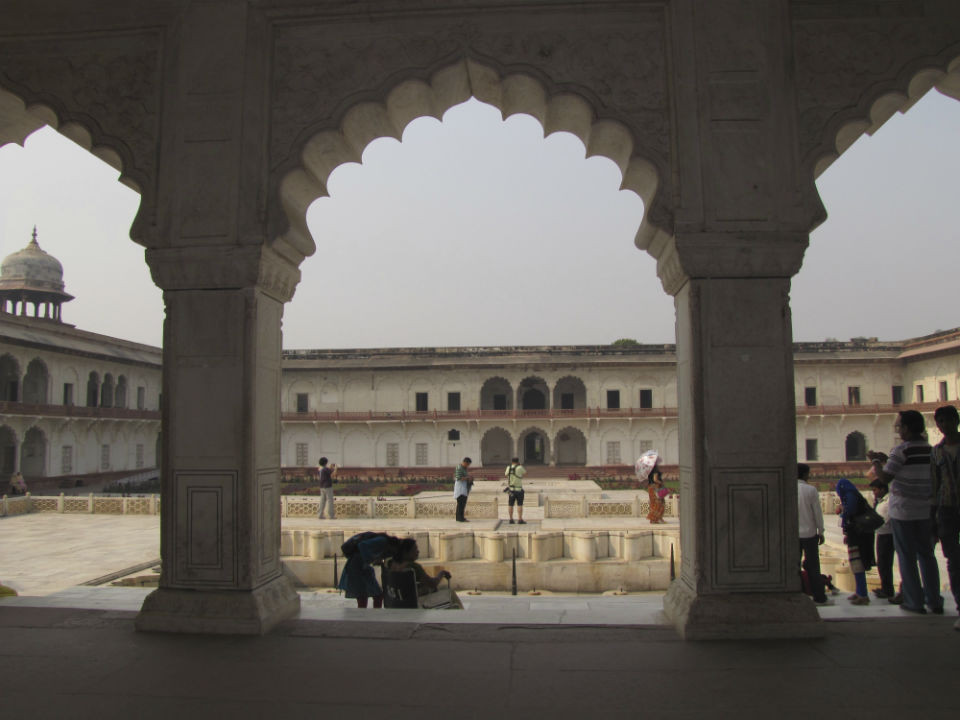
[[518, 377, 549, 411], [20, 426, 46, 477], [480, 427, 512, 466], [480, 377, 513, 411], [0, 425, 16, 479], [519, 427, 551, 466], [22, 357, 49, 404], [553, 376, 586, 412], [555, 426, 587, 465], [0, 354, 20, 401], [845, 431, 867, 461]]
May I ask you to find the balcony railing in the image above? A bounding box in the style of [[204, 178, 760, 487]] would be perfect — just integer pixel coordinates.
[[283, 401, 946, 423], [0, 400, 160, 420], [282, 407, 678, 422]]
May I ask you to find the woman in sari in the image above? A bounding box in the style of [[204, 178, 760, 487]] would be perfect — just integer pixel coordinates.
[[647, 466, 667, 524]]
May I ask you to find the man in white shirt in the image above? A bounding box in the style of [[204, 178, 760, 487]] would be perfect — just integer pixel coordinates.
[[797, 463, 827, 604]]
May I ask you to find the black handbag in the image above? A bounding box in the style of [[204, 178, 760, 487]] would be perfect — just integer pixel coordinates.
[[852, 507, 884, 534]]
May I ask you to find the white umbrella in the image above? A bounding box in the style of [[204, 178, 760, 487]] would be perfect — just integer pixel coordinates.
[[634, 450, 660, 484]]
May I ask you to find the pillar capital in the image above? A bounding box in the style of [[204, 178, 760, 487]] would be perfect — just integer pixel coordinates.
[[652, 231, 809, 297], [145, 244, 301, 303]]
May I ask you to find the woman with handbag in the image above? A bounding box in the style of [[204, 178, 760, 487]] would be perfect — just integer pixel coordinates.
[[836, 478, 879, 605]]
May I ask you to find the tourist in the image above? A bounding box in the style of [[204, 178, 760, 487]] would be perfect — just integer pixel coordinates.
[[9, 472, 26, 496], [338, 531, 401, 608], [505, 457, 527, 524], [869, 478, 896, 600], [868, 410, 942, 614], [387, 538, 462, 608], [835, 478, 876, 605], [646, 464, 667, 524], [930, 405, 960, 631], [454, 457, 472, 522], [316, 456, 337, 519], [797, 463, 828, 605]]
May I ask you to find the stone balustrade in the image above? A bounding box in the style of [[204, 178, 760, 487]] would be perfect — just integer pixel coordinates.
[[1, 493, 160, 517], [281, 527, 676, 563]]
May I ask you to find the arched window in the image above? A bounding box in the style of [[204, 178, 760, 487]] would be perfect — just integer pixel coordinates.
[[86, 372, 100, 407], [845, 431, 867, 461], [480, 427, 513, 466], [0, 354, 20, 402], [0, 425, 17, 477], [115, 375, 128, 409], [22, 358, 49, 404], [101, 373, 115, 408]]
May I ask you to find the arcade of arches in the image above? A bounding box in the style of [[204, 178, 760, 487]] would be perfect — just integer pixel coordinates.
[[2, 0, 959, 639]]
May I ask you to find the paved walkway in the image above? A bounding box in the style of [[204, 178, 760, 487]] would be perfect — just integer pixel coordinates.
[[2, 513, 959, 718]]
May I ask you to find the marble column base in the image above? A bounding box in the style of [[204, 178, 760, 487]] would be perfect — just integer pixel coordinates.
[[663, 580, 824, 640], [135, 575, 301, 635]]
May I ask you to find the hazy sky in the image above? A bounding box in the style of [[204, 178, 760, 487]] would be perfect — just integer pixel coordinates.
[[0, 91, 957, 350]]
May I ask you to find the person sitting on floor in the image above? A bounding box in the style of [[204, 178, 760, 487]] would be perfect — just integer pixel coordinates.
[[387, 538, 462, 608]]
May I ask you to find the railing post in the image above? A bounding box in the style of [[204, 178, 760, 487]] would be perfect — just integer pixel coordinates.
[[407, 497, 416, 518], [367, 497, 375, 518], [58, 493, 65, 513], [88, 493, 94, 514]]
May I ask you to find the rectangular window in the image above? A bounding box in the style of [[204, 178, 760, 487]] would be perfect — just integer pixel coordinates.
[[939, 381, 949, 402], [560, 393, 574, 410], [136, 386, 145, 410], [296, 393, 309, 413], [386, 442, 399, 466], [296, 442, 309, 466], [639, 439, 653, 453], [493, 394, 507, 411], [916, 384, 925, 403], [415, 392, 428, 412], [62, 383, 73, 406], [892, 385, 903, 405], [639, 389, 653, 409], [100, 444, 110, 471], [61, 445, 73, 474], [135, 444, 145, 469], [847, 386, 861, 406], [804, 387, 817, 407], [447, 429, 460, 442], [607, 390, 621, 410], [805, 438, 819, 462], [605, 441, 621, 464], [447, 392, 461, 411], [415, 443, 428, 465]]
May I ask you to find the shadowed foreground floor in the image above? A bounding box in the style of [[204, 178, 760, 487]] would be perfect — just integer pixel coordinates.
[[1, 605, 957, 719]]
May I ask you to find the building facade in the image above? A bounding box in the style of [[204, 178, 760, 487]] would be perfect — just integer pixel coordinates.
[[280, 333, 960, 471]]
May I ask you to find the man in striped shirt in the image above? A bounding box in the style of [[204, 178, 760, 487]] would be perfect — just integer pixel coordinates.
[[869, 410, 942, 614]]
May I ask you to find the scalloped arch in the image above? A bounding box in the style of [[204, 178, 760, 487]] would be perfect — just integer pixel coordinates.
[[276, 59, 663, 262], [0, 84, 149, 243], [813, 52, 960, 178], [0, 85, 139, 191]]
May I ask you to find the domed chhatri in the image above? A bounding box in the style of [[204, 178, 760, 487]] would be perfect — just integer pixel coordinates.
[[0, 227, 73, 322]]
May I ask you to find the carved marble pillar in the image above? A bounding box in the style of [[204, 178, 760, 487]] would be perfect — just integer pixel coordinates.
[[656, 0, 826, 638], [661, 236, 821, 639], [136, 246, 301, 634]]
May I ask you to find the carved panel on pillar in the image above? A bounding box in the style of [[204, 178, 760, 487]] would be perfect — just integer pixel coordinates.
[[257, 469, 280, 582], [712, 468, 784, 589], [174, 471, 237, 586]]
